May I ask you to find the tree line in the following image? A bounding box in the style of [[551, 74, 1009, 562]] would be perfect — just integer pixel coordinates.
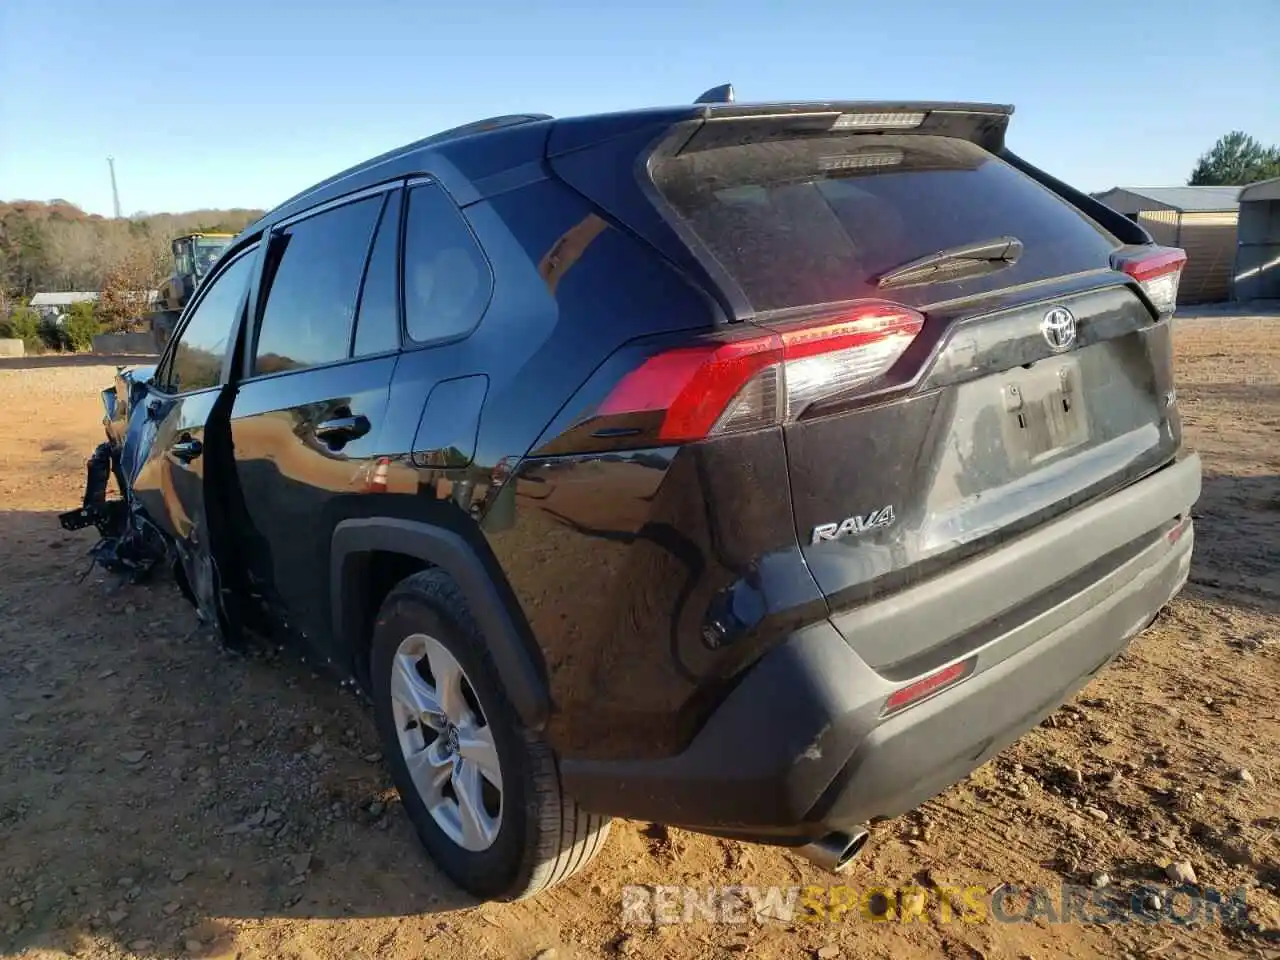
[[0, 200, 263, 351], [0, 199, 263, 311]]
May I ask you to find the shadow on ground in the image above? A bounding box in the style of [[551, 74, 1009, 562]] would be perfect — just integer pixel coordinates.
[[0, 510, 475, 958], [1186, 472, 1280, 614], [0, 353, 158, 371]]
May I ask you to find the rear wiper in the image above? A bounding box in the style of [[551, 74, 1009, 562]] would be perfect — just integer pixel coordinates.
[[876, 236, 1023, 289]]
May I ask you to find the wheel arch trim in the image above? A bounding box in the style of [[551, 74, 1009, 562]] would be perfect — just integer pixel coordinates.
[[330, 517, 550, 729]]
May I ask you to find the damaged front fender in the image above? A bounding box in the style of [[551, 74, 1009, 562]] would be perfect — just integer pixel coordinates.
[[62, 364, 238, 637], [105, 364, 161, 491], [59, 365, 169, 580]]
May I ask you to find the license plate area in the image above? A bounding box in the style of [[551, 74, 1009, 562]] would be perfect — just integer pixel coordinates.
[[1000, 356, 1088, 463]]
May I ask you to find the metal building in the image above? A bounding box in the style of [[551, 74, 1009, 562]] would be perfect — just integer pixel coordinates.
[[29, 291, 99, 320], [1092, 186, 1242, 304], [1234, 177, 1280, 301]]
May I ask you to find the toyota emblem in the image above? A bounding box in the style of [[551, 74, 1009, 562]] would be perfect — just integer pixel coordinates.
[[1041, 307, 1077, 352]]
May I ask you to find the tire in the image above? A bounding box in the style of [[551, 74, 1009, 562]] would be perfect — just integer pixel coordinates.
[[369, 568, 610, 900]]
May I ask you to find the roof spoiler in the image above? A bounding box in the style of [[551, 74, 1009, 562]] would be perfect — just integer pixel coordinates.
[[672, 101, 1015, 155]]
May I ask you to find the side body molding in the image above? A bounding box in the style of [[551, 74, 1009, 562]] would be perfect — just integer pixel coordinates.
[[330, 517, 550, 729]]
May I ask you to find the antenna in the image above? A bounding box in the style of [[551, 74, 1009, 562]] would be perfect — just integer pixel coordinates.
[[107, 156, 122, 219], [694, 84, 735, 105]]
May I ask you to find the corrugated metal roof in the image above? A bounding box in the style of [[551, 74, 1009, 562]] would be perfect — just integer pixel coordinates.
[[30, 292, 99, 307], [1239, 177, 1280, 203], [29, 290, 159, 309], [1094, 186, 1242, 213]]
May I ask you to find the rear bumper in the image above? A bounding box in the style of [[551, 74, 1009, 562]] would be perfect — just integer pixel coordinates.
[[561, 453, 1200, 840]]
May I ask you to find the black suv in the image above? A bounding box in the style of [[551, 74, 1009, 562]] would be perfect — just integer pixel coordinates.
[[68, 96, 1201, 901]]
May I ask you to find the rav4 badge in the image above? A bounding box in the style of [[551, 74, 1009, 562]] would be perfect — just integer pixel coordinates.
[[810, 506, 896, 545]]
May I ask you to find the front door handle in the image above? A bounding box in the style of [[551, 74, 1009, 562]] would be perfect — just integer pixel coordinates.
[[315, 414, 371, 448], [170, 437, 203, 463]]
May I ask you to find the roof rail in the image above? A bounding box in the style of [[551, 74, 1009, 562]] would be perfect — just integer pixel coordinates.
[[694, 84, 735, 104], [418, 113, 554, 147], [258, 113, 555, 225]]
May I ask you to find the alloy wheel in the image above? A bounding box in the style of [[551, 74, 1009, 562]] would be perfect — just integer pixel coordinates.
[[388, 632, 503, 851]]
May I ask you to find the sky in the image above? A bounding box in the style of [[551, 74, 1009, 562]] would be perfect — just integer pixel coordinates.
[[2, 0, 1277, 217]]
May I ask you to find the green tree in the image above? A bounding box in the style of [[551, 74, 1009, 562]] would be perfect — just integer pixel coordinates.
[[63, 300, 101, 352], [1, 304, 43, 353], [1189, 131, 1280, 186], [0, 200, 263, 309], [38, 316, 66, 351], [1, 220, 50, 298]]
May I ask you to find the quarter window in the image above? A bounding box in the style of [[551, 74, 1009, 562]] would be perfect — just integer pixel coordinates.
[[402, 183, 492, 343]]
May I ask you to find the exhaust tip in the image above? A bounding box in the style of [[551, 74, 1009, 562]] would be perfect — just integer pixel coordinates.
[[796, 829, 870, 874]]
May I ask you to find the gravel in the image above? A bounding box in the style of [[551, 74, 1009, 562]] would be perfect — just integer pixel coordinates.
[[2, 327, 1277, 960], [0, 362, 132, 402]]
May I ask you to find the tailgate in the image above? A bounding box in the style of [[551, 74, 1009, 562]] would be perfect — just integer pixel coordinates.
[[644, 121, 1185, 647], [783, 283, 1181, 612]]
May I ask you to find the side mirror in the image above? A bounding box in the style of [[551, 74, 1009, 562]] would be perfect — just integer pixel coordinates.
[[128, 371, 157, 411]]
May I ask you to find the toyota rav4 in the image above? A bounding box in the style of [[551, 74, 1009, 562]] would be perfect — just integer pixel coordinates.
[[62, 93, 1200, 901]]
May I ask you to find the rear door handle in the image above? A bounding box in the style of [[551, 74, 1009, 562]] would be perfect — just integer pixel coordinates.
[[170, 437, 203, 463], [315, 414, 371, 447]]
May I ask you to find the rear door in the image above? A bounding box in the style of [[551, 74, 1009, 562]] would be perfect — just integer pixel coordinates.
[[648, 132, 1183, 608], [132, 246, 258, 623], [229, 185, 404, 655]]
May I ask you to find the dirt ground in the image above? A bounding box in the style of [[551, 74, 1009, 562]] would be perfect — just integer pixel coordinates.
[[1, 318, 1277, 960]]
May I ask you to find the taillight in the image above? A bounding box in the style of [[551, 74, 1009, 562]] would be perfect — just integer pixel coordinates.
[[597, 302, 924, 442], [1116, 246, 1186, 317]]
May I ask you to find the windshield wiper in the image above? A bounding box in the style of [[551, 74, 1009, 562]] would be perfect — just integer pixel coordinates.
[[876, 236, 1023, 290]]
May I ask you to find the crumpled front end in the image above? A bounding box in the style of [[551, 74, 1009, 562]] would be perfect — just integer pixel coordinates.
[[58, 365, 169, 579]]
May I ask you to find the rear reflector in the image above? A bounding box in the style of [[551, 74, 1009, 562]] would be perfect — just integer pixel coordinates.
[[883, 657, 976, 717], [1117, 247, 1186, 316], [1167, 515, 1191, 545], [597, 303, 925, 442]]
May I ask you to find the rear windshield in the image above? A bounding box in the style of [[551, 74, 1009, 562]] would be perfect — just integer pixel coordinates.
[[651, 135, 1119, 312]]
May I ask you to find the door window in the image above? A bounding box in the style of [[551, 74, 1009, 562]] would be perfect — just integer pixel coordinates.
[[402, 183, 492, 343], [161, 249, 255, 394], [352, 190, 403, 357], [254, 196, 382, 375]]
